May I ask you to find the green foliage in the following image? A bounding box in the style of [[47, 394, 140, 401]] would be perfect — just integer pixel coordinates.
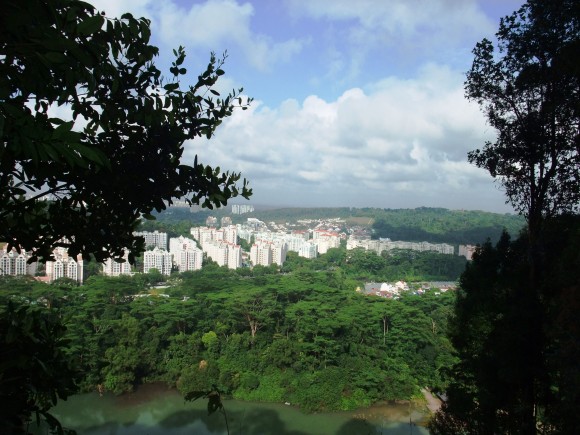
[[431, 218, 580, 433], [343, 247, 467, 282], [372, 207, 524, 244], [0, 264, 458, 415], [465, 0, 579, 230], [431, 1, 580, 433], [0, 303, 79, 434], [0, 0, 252, 263]]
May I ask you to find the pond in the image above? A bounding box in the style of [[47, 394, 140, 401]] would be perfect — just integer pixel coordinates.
[[40, 384, 431, 435]]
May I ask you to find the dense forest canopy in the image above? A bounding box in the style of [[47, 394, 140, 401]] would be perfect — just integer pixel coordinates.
[[0, 263, 457, 416]]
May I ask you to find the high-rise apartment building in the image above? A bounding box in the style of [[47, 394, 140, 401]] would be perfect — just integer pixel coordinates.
[[0, 248, 36, 276], [206, 216, 218, 227], [143, 248, 172, 276], [103, 250, 132, 277], [223, 225, 238, 244], [250, 241, 272, 266], [298, 242, 318, 259], [271, 242, 288, 265], [46, 247, 83, 284], [134, 231, 168, 250], [231, 204, 254, 214], [169, 236, 203, 272], [313, 231, 341, 254]]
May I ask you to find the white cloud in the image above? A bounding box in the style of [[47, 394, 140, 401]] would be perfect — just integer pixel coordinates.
[[183, 65, 509, 211], [288, 0, 493, 39], [89, 0, 153, 19], [91, 0, 306, 72]]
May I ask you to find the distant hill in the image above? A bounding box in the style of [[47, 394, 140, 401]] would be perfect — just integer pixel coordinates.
[[370, 207, 525, 245]]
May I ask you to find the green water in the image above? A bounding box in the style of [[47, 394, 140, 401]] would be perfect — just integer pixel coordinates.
[[41, 384, 430, 435]]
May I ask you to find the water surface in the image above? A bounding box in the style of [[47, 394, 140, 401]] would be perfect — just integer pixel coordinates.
[[47, 384, 430, 435]]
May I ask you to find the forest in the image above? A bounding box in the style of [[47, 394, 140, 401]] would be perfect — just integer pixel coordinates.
[[0, 248, 458, 417]]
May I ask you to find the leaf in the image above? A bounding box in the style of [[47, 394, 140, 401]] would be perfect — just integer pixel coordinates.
[[43, 52, 68, 64], [77, 15, 104, 36], [52, 121, 74, 140], [163, 83, 179, 92]]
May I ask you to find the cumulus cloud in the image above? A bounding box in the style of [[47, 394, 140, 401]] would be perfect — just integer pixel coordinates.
[[183, 65, 509, 211], [79, 0, 515, 212]]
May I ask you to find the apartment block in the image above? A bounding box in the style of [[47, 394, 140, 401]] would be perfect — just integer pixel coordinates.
[[103, 252, 132, 277], [170, 236, 203, 272], [299, 241, 318, 259], [134, 231, 168, 250], [250, 241, 273, 266], [46, 247, 84, 284], [143, 248, 172, 276], [0, 247, 36, 277]]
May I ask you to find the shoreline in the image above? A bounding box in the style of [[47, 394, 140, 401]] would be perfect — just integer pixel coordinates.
[[95, 382, 431, 425]]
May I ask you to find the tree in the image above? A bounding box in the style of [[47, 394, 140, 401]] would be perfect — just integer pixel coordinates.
[[465, 0, 579, 237], [432, 2, 580, 433], [0, 0, 252, 263], [0, 303, 79, 434]]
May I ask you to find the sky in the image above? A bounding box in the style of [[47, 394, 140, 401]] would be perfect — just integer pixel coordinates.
[[90, 0, 526, 213]]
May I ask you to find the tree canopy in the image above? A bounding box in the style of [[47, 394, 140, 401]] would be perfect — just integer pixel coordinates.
[[465, 0, 579, 234], [0, 0, 252, 263], [431, 1, 580, 432]]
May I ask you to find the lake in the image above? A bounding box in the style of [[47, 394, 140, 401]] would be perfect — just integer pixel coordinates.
[[42, 384, 430, 435]]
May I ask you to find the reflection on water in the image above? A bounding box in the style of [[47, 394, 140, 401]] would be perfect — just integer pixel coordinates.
[[42, 384, 430, 435]]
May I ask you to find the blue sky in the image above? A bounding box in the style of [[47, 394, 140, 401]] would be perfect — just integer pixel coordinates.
[[91, 0, 525, 212]]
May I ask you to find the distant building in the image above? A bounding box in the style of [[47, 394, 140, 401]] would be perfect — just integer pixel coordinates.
[[134, 231, 168, 250], [46, 247, 84, 284], [346, 236, 454, 256], [250, 240, 273, 266], [191, 226, 216, 245], [205, 240, 242, 269], [232, 204, 254, 214], [223, 225, 238, 244], [298, 241, 318, 259], [170, 236, 203, 272], [206, 216, 218, 227], [313, 230, 341, 254], [0, 247, 37, 277], [458, 244, 477, 261], [143, 248, 172, 276], [221, 216, 232, 227], [271, 242, 288, 266], [103, 250, 132, 277]]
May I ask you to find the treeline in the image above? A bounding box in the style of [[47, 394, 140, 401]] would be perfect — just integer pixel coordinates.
[[371, 207, 525, 245], [282, 247, 467, 282], [0, 252, 458, 413]]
